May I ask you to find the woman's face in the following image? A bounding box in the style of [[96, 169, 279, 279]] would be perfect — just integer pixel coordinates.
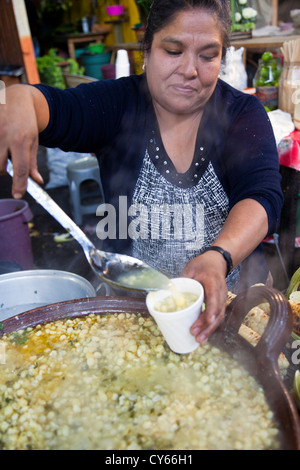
[[144, 9, 223, 116]]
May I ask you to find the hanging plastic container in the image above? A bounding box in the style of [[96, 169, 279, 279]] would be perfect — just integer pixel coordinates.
[[105, 5, 124, 15], [0, 199, 33, 271]]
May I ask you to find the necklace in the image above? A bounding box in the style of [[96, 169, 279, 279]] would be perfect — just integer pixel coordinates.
[[148, 128, 208, 188]]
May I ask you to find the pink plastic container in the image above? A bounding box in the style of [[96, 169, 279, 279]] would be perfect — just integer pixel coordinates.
[[105, 5, 124, 15], [0, 199, 34, 270]]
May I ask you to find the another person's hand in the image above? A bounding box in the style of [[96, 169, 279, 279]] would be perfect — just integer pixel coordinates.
[[0, 85, 47, 198], [181, 250, 229, 344]]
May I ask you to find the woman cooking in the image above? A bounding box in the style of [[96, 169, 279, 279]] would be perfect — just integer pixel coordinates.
[[0, 0, 283, 345]]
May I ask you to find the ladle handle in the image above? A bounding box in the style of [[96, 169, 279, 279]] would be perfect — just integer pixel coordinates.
[[223, 285, 293, 368], [6, 160, 96, 254]]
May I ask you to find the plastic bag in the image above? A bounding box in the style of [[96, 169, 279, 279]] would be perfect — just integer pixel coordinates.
[[46, 148, 93, 189], [268, 109, 295, 146], [220, 46, 248, 91], [278, 130, 300, 171]]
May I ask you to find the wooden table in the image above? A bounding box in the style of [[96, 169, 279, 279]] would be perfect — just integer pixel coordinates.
[[230, 34, 300, 63], [110, 34, 300, 59], [231, 34, 299, 51], [67, 31, 111, 60]]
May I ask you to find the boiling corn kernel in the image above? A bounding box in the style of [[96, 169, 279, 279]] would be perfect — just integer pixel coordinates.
[[0, 313, 280, 450]]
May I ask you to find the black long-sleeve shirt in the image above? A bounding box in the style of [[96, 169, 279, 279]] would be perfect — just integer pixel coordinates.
[[36, 74, 283, 286]]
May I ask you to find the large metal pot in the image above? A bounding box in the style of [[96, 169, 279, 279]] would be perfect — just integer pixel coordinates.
[[1, 285, 299, 450], [0, 269, 96, 321]]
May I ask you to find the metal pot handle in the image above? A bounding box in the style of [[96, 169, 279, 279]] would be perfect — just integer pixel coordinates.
[[223, 285, 293, 367]]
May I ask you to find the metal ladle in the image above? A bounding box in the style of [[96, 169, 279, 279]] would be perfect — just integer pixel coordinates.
[[6, 161, 169, 295]]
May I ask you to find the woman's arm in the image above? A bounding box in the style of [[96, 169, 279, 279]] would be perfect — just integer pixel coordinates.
[[0, 84, 49, 198], [186, 94, 282, 345], [182, 198, 269, 344]]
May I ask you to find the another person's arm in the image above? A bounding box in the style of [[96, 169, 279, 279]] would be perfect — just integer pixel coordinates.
[[0, 84, 49, 198]]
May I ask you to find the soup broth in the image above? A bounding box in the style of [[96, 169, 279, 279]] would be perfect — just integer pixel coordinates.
[[0, 313, 279, 450]]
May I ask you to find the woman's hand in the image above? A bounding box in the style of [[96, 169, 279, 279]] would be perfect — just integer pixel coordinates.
[[181, 250, 229, 344], [181, 199, 269, 344], [0, 84, 49, 198]]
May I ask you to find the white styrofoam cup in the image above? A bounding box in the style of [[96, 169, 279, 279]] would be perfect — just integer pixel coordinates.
[[146, 277, 204, 354]]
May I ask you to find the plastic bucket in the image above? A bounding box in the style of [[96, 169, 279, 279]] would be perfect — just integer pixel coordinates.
[[105, 5, 124, 15], [87, 44, 105, 54], [0, 199, 33, 271], [101, 63, 115, 79], [80, 52, 111, 79], [75, 48, 86, 59]]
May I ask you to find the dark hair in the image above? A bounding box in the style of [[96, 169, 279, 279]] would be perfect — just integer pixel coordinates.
[[143, 0, 231, 58]]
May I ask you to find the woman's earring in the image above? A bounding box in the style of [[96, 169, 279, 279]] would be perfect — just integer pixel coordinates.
[[142, 63, 146, 71]]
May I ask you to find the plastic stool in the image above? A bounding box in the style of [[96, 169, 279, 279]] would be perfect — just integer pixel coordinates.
[[67, 156, 105, 225]]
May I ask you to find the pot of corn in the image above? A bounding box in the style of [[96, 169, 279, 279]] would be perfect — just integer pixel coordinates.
[[0, 285, 299, 450]]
